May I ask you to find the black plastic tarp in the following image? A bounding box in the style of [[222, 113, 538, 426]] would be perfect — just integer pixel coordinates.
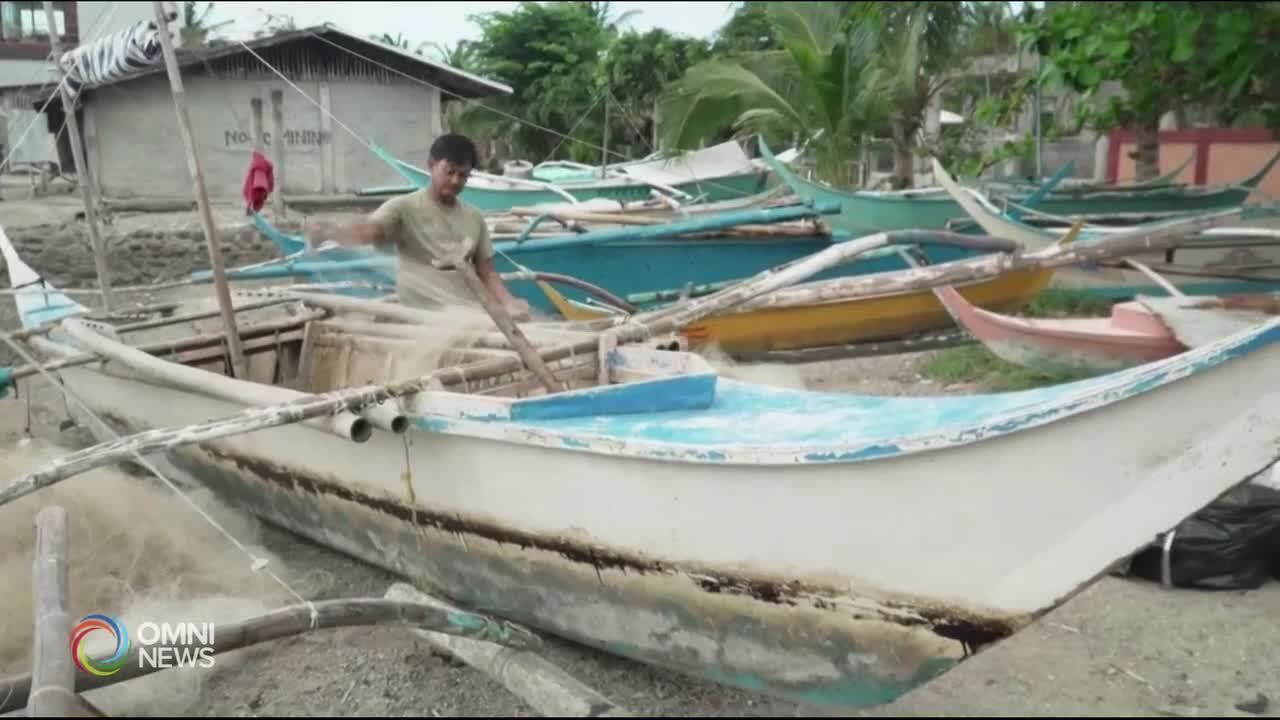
[[1128, 465, 1280, 590]]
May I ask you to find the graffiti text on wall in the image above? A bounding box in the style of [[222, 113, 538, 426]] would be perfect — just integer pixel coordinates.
[[223, 130, 332, 148]]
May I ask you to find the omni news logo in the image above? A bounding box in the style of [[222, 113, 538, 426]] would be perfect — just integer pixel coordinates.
[[70, 613, 216, 673]]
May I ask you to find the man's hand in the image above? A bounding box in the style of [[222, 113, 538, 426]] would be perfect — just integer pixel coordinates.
[[305, 220, 340, 251], [503, 297, 531, 322]]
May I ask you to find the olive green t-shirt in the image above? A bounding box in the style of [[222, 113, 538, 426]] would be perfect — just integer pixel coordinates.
[[369, 190, 495, 309]]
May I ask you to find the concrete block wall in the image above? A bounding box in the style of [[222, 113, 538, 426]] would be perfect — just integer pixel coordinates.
[[88, 72, 443, 198]]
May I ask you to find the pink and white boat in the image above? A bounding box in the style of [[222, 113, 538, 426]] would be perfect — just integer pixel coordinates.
[[932, 287, 1280, 375]]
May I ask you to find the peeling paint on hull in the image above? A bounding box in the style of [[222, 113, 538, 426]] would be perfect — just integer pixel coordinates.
[[81, 412, 978, 707], [25, 317, 1280, 708]]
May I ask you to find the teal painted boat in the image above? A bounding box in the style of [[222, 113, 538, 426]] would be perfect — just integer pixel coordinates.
[[238, 202, 1014, 317], [759, 137, 1280, 235], [930, 157, 1280, 300], [363, 140, 773, 211]]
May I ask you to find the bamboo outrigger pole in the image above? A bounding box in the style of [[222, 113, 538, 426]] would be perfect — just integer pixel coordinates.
[[42, 1, 113, 313], [150, 1, 247, 379]]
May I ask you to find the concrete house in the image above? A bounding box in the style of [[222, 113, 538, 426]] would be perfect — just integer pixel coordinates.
[[9, 20, 512, 198], [1, 1, 160, 169]]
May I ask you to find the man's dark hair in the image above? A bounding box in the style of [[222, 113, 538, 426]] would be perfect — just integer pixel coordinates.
[[429, 133, 479, 168]]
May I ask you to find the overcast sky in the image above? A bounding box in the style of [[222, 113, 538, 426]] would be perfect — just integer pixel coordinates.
[[205, 2, 738, 50]]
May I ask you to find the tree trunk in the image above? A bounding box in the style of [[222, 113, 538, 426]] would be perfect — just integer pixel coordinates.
[[1134, 114, 1161, 182], [891, 119, 916, 190]]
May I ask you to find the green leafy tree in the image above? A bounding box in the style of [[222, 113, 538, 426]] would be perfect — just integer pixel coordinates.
[[456, 2, 619, 163], [659, 2, 883, 189], [179, 1, 233, 47], [994, 2, 1280, 181], [709, 1, 780, 56], [853, 1, 976, 188], [599, 29, 710, 157]]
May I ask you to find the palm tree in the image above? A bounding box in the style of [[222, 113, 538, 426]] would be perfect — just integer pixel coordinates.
[[855, 1, 975, 188], [658, 2, 885, 189], [179, 1, 234, 47], [580, 1, 641, 35]]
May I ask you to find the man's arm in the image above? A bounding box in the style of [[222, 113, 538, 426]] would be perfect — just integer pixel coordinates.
[[472, 221, 530, 320], [307, 199, 399, 250]]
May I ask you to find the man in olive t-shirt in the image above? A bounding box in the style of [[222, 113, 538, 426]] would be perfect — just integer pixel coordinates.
[[308, 133, 530, 320]]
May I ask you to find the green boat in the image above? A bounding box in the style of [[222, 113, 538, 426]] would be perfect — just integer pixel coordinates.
[[758, 137, 1280, 235], [358, 140, 774, 211]]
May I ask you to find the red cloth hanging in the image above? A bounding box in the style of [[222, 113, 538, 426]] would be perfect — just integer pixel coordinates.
[[241, 151, 274, 214]]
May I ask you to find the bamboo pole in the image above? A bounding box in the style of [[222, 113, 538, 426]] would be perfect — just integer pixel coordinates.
[[734, 208, 1249, 313], [386, 583, 632, 717], [43, 1, 113, 313], [0, 596, 542, 715], [61, 318, 403, 438], [453, 257, 565, 393], [151, 1, 247, 380], [27, 506, 84, 717], [7, 310, 325, 383]]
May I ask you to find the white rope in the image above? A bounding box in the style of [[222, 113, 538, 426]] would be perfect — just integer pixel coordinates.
[[0, 328, 319, 627]]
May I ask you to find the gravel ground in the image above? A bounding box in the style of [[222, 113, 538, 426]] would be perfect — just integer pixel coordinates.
[[1, 196, 1277, 717]]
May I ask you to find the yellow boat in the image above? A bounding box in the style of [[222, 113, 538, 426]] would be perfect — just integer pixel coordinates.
[[537, 268, 1056, 355]]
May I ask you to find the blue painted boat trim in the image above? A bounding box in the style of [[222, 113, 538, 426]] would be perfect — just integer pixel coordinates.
[[403, 318, 1280, 466], [509, 371, 717, 422]]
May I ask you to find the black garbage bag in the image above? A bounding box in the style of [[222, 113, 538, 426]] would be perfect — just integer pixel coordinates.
[[1128, 468, 1280, 590]]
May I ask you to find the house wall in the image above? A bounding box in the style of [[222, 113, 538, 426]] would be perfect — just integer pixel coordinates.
[[0, 1, 162, 168], [87, 71, 444, 198], [1107, 128, 1280, 201]]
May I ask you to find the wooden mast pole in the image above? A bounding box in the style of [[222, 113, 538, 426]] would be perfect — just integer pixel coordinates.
[[150, 1, 246, 378], [42, 1, 113, 312]]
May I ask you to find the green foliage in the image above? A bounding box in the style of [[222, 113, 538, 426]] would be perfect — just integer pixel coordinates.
[[659, 2, 884, 189], [600, 30, 711, 157], [179, 1, 233, 47], [709, 1, 781, 56], [439, 2, 709, 165], [921, 344, 1092, 391], [459, 2, 615, 162], [984, 2, 1280, 152]]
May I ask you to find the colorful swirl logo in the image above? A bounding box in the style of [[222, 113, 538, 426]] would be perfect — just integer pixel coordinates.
[[69, 614, 130, 676]]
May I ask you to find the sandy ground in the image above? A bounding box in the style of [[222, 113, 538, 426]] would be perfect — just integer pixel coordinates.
[[1, 191, 1278, 717]]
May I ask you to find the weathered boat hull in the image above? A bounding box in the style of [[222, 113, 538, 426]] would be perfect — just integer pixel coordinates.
[[555, 268, 1054, 354], [246, 212, 1016, 322], [371, 142, 773, 210], [931, 158, 1280, 299], [759, 139, 1278, 236], [10, 225, 1280, 708], [932, 286, 1186, 375], [38, 326, 1280, 707]]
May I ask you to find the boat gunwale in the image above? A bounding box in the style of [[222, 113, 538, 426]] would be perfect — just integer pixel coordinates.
[[23, 307, 1280, 468]]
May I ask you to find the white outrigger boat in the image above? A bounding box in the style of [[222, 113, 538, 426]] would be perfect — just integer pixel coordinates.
[[3, 9, 1278, 708], [3, 215, 1280, 707]]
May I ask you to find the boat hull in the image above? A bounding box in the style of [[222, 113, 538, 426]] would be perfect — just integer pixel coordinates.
[[760, 140, 1276, 236], [495, 237, 1003, 318], [382, 161, 771, 211], [933, 287, 1187, 375], [34, 316, 1280, 707], [559, 269, 1053, 354]]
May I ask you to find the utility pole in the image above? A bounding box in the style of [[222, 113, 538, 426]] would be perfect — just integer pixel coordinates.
[[151, 1, 247, 379], [43, 1, 113, 311]]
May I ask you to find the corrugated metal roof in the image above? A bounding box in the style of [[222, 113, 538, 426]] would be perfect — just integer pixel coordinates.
[[3, 22, 513, 100]]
